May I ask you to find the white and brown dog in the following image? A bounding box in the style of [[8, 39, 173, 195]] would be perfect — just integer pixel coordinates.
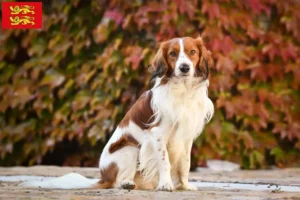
[[21, 36, 214, 191], [97, 36, 214, 191]]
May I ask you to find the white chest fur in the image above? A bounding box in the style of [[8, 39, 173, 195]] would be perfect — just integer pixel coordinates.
[[151, 79, 214, 140]]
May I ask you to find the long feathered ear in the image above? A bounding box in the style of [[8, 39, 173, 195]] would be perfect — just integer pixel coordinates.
[[195, 37, 213, 80], [150, 42, 168, 82]]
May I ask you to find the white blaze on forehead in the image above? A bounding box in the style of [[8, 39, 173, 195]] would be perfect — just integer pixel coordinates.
[[178, 38, 185, 58], [175, 38, 194, 76]]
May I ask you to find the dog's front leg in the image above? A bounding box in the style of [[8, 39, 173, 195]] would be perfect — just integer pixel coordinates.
[[177, 139, 197, 191], [151, 127, 174, 191]]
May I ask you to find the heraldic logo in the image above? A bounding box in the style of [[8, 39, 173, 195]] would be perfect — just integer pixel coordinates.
[[2, 2, 42, 29]]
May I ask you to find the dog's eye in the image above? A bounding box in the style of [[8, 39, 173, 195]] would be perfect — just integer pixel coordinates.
[[169, 51, 177, 57], [190, 50, 196, 55]]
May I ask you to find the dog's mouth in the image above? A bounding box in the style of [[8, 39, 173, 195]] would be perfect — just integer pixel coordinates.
[[174, 74, 190, 80]]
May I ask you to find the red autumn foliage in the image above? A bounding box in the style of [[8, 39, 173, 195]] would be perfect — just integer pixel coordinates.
[[0, 0, 299, 168]]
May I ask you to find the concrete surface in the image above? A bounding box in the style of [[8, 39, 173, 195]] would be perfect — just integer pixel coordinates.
[[0, 166, 300, 200]]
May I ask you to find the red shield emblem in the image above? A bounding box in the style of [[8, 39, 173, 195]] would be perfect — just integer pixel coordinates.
[[1, 2, 42, 29]]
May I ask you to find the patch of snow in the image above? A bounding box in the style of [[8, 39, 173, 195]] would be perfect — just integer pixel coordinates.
[[206, 160, 240, 172], [20, 173, 99, 189], [0, 173, 99, 189], [0, 175, 54, 182]]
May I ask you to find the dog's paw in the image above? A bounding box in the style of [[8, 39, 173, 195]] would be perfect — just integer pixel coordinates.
[[177, 183, 198, 191], [120, 180, 136, 190], [156, 181, 174, 192]]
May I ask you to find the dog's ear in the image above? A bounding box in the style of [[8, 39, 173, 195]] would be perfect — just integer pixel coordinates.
[[195, 37, 213, 80], [150, 42, 168, 82]]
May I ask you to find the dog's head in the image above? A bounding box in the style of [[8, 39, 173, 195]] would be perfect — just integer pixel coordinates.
[[150, 36, 213, 82]]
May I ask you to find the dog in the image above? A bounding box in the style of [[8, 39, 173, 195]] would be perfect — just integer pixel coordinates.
[[97, 36, 214, 191], [21, 36, 214, 191]]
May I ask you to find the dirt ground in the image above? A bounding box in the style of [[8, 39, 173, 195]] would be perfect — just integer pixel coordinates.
[[0, 166, 300, 200]]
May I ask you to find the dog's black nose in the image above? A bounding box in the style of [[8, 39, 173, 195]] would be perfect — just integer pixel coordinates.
[[179, 63, 190, 73]]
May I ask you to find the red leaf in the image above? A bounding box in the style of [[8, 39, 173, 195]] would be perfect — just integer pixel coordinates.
[[104, 9, 123, 25], [123, 46, 143, 70], [247, 0, 270, 15], [202, 2, 220, 20], [281, 42, 298, 62], [216, 55, 235, 74], [174, 0, 196, 19]]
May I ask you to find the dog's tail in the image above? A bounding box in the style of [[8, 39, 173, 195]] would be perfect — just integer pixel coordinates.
[[20, 173, 112, 189]]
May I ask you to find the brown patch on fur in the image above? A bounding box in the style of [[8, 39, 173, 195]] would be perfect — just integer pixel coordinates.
[[119, 91, 158, 130], [194, 37, 213, 79], [95, 162, 118, 189], [150, 39, 178, 83], [109, 133, 140, 154], [158, 77, 169, 86]]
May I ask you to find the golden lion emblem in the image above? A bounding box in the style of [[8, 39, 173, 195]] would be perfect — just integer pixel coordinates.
[[10, 5, 35, 15], [10, 16, 35, 25]]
